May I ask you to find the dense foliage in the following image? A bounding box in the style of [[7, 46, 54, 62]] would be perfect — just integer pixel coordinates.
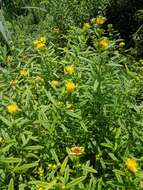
[[0, 0, 143, 189], [106, 0, 143, 58]]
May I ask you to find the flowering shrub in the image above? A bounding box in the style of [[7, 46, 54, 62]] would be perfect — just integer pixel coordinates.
[[0, 14, 143, 190]]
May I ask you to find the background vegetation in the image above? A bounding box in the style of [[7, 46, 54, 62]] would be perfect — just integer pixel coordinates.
[[0, 0, 143, 189]]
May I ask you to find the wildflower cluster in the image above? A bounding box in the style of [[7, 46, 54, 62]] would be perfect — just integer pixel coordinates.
[[34, 37, 46, 49], [0, 11, 142, 190]]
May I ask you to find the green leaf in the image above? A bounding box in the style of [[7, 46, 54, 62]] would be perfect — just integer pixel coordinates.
[[136, 171, 143, 179], [45, 90, 57, 106], [107, 181, 129, 188], [64, 166, 70, 184], [50, 149, 59, 163], [0, 13, 11, 43], [65, 176, 86, 189], [82, 165, 97, 174], [100, 143, 113, 150], [78, 56, 93, 64], [80, 121, 88, 132], [108, 153, 118, 161], [0, 143, 15, 154], [60, 156, 68, 174], [108, 63, 121, 67], [29, 180, 56, 189], [25, 153, 39, 159], [66, 112, 82, 119], [0, 157, 22, 163], [113, 169, 125, 176], [21, 6, 48, 13], [87, 177, 96, 190], [0, 115, 12, 127], [97, 178, 103, 190], [93, 80, 99, 92], [19, 183, 26, 190], [8, 178, 14, 190], [23, 146, 44, 150], [14, 162, 38, 173]]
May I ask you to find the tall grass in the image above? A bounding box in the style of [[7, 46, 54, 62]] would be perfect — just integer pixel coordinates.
[[0, 10, 11, 43]]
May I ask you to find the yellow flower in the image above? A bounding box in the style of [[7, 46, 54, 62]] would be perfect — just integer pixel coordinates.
[[37, 187, 44, 190], [51, 80, 59, 88], [96, 16, 106, 25], [20, 69, 29, 76], [65, 65, 74, 75], [98, 37, 109, 49], [126, 158, 138, 173], [69, 147, 85, 156], [36, 42, 45, 49], [10, 80, 17, 86], [65, 81, 76, 93], [7, 103, 18, 113], [34, 36, 46, 49], [34, 37, 46, 44], [119, 42, 125, 48]]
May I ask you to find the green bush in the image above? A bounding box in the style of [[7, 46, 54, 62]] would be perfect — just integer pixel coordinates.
[[0, 18, 143, 189], [106, 0, 143, 58], [3, 0, 111, 28]]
